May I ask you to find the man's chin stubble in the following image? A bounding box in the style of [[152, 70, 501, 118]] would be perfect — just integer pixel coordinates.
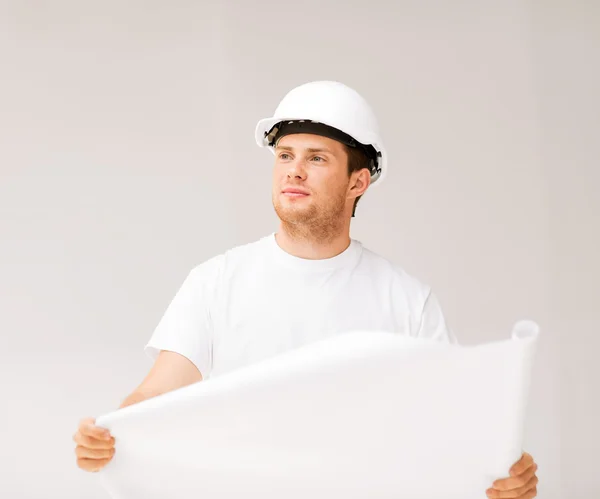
[[273, 203, 345, 242]]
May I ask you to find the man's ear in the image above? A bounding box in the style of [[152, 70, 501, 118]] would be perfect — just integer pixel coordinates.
[[349, 168, 371, 197]]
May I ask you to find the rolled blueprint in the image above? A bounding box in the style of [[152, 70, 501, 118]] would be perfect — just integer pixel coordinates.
[[96, 321, 539, 499]]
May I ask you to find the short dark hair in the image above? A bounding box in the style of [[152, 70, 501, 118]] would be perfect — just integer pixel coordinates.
[[344, 145, 372, 217]]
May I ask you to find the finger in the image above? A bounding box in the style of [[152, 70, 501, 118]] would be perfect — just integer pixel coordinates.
[[73, 431, 115, 449], [510, 452, 535, 477], [523, 486, 537, 499], [487, 474, 538, 499], [75, 445, 115, 460], [493, 463, 538, 491], [79, 419, 112, 440], [77, 457, 113, 472]]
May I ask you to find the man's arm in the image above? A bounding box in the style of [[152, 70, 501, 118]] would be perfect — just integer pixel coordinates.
[[119, 350, 203, 408], [75, 350, 202, 472]]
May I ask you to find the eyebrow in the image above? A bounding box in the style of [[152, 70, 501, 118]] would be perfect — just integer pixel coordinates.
[[275, 145, 335, 155]]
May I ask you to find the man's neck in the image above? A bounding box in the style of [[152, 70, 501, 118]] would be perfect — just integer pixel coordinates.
[[275, 224, 351, 260]]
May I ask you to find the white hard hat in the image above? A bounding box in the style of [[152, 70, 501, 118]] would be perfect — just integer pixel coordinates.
[[255, 81, 387, 186]]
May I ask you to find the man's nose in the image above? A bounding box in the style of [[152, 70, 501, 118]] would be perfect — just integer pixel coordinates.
[[286, 159, 307, 179]]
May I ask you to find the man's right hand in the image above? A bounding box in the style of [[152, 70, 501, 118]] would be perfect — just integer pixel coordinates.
[[73, 417, 115, 472], [72, 351, 202, 472]]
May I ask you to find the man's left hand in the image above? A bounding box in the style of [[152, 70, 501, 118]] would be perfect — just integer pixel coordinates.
[[487, 452, 538, 498]]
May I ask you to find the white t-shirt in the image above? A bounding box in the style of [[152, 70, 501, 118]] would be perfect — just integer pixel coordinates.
[[145, 233, 456, 379]]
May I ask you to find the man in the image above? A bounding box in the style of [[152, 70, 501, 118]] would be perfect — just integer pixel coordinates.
[[73, 81, 538, 498]]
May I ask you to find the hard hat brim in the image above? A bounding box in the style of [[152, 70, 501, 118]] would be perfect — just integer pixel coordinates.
[[255, 117, 280, 148]]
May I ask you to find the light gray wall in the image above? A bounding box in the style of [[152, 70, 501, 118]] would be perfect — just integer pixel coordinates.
[[530, 1, 600, 496], [1, 1, 597, 498]]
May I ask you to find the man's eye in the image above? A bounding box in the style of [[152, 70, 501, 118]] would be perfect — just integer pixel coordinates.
[[279, 153, 290, 160], [311, 156, 324, 162]]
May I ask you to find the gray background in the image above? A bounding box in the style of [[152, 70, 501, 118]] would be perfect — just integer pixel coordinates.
[[1, 1, 598, 498]]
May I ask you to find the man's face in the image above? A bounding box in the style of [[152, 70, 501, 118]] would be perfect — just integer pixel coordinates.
[[272, 133, 352, 227]]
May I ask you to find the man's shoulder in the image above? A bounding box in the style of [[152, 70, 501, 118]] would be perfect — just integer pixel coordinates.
[[359, 244, 432, 297], [188, 234, 271, 276], [359, 244, 452, 341]]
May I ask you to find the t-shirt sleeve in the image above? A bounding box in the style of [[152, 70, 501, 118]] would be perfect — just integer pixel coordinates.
[[144, 256, 222, 378], [416, 289, 458, 344]]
